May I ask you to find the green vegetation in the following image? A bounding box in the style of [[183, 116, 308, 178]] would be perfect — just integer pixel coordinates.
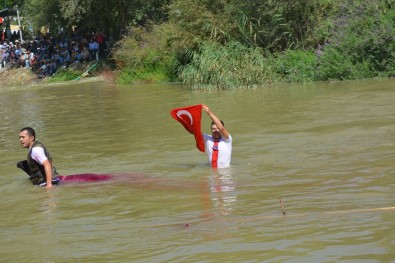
[[179, 41, 277, 89], [111, 25, 178, 84], [45, 69, 80, 83], [2, 0, 394, 89], [45, 61, 102, 83], [315, 1, 395, 81], [111, 0, 395, 88], [273, 50, 317, 82]]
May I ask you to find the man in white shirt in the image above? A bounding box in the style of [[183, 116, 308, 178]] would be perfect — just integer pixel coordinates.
[[202, 104, 232, 168], [17, 127, 58, 188]]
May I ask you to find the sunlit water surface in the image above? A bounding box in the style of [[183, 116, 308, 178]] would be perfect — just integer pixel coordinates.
[[0, 79, 394, 262]]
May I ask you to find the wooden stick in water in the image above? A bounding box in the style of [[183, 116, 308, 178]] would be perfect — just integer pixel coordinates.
[[280, 198, 286, 215]]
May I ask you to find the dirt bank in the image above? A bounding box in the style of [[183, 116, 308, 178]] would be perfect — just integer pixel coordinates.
[[0, 67, 115, 87], [0, 68, 39, 86]]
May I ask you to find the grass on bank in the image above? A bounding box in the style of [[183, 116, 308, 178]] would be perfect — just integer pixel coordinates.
[[45, 60, 108, 83], [45, 69, 81, 82]]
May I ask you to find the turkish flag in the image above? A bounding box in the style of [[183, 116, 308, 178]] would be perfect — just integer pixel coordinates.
[[170, 104, 205, 152]]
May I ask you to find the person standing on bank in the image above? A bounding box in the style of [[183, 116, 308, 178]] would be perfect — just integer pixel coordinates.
[[17, 127, 58, 188], [202, 104, 232, 168]]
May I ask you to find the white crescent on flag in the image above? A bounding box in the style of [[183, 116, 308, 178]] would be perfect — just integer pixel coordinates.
[[176, 110, 193, 125], [170, 104, 205, 152]]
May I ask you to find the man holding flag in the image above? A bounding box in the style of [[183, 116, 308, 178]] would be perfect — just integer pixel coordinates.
[[170, 104, 232, 168], [202, 104, 232, 168]]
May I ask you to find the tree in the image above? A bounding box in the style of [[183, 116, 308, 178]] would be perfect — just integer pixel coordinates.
[[0, 0, 23, 41], [19, 0, 170, 40]]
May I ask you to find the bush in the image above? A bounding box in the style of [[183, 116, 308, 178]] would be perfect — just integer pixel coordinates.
[[179, 41, 278, 89], [111, 24, 178, 84], [315, 1, 395, 80], [315, 46, 377, 81], [273, 49, 318, 82]]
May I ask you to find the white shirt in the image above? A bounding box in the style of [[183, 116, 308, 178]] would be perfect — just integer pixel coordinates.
[[203, 133, 232, 168], [30, 147, 48, 165]]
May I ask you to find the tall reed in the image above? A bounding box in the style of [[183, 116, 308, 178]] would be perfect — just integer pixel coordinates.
[[179, 41, 278, 89]]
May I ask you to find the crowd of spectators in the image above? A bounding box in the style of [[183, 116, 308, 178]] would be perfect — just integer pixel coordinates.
[[0, 31, 111, 78]]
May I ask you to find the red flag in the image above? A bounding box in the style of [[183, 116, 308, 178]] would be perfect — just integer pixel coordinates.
[[170, 104, 205, 152]]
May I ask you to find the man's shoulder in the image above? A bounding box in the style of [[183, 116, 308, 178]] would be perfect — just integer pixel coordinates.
[[32, 141, 48, 151], [30, 143, 46, 156], [203, 133, 212, 140], [223, 134, 232, 143], [33, 140, 44, 147]]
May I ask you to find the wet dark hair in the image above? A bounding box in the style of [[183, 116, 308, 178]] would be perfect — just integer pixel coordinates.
[[20, 127, 36, 140], [211, 120, 224, 126]]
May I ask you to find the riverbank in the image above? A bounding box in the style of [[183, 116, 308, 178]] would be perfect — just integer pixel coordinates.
[[0, 62, 115, 87], [0, 67, 38, 86]]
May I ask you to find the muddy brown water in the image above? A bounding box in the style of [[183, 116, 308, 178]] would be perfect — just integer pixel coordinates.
[[0, 79, 394, 262]]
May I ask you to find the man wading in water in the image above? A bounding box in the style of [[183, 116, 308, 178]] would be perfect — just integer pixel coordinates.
[[17, 127, 59, 188], [202, 104, 232, 168]]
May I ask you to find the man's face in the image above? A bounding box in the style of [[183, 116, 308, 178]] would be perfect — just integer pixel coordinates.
[[19, 130, 34, 149], [211, 124, 221, 140]]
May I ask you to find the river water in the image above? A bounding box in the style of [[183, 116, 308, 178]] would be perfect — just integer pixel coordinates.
[[0, 79, 394, 262]]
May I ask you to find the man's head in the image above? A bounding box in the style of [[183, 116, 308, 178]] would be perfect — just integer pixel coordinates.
[[211, 120, 224, 140], [19, 127, 36, 149]]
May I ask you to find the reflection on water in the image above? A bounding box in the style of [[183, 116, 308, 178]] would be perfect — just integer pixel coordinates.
[[0, 79, 394, 262], [208, 168, 237, 216]]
